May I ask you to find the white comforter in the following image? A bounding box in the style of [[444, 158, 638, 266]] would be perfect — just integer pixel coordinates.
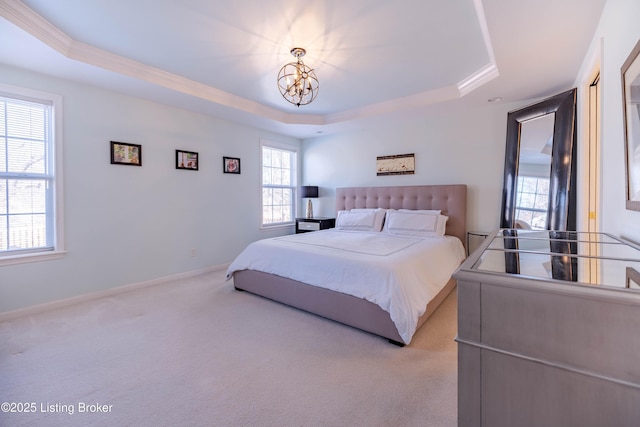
[[225, 229, 466, 343]]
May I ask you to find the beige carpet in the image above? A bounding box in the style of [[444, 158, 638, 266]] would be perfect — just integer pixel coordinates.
[[0, 269, 458, 427]]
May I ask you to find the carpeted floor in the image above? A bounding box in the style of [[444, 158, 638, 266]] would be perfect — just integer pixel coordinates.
[[0, 269, 458, 426]]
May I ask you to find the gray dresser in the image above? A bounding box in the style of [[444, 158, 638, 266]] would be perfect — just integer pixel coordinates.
[[454, 229, 640, 427]]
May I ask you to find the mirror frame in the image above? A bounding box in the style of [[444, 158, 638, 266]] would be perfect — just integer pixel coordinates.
[[621, 39, 640, 212], [500, 88, 577, 231]]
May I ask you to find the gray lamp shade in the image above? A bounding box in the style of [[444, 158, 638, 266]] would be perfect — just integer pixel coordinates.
[[300, 185, 318, 198]]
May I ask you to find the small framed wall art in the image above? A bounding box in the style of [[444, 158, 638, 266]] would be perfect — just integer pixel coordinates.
[[223, 156, 241, 174], [176, 150, 199, 170], [376, 153, 415, 176], [111, 141, 142, 166]]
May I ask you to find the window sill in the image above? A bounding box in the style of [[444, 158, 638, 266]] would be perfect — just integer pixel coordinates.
[[260, 223, 295, 231], [0, 250, 67, 267]]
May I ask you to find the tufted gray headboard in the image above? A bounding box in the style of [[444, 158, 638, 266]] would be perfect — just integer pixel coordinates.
[[335, 185, 467, 248]]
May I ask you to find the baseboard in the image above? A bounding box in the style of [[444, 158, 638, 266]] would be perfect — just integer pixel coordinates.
[[0, 263, 230, 322]]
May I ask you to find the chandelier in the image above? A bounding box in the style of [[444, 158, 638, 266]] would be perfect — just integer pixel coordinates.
[[277, 47, 319, 107]]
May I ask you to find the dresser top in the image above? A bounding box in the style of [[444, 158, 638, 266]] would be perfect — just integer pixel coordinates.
[[458, 229, 640, 291]]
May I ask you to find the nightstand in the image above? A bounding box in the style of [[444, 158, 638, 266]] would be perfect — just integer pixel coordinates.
[[295, 217, 335, 233], [466, 231, 490, 256]]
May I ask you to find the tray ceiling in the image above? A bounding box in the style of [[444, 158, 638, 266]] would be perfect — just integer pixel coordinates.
[[0, 0, 607, 138]]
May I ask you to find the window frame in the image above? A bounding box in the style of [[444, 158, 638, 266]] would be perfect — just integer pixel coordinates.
[[0, 83, 65, 266], [260, 139, 299, 229]]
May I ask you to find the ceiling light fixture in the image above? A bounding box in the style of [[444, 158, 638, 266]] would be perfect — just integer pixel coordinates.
[[277, 47, 319, 107]]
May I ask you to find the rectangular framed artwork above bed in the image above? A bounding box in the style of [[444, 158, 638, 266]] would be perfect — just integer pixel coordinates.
[[226, 185, 467, 346]]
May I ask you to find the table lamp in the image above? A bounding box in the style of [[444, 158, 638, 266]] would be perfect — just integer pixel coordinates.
[[300, 186, 318, 219]]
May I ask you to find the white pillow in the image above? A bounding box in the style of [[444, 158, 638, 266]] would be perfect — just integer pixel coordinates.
[[383, 211, 448, 237], [350, 208, 387, 232], [336, 210, 379, 231]]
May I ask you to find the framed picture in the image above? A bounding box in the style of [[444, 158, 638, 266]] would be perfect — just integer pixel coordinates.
[[223, 156, 241, 174], [376, 153, 415, 176], [176, 150, 199, 170], [622, 38, 640, 211], [110, 141, 141, 166]]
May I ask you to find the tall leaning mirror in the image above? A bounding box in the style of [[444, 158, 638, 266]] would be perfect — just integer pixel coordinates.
[[500, 88, 578, 231]]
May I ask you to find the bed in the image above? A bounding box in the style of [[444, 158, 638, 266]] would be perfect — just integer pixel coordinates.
[[227, 185, 467, 346]]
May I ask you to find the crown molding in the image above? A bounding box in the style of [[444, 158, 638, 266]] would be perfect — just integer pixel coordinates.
[[457, 0, 499, 96], [457, 62, 500, 96], [0, 0, 71, 53]]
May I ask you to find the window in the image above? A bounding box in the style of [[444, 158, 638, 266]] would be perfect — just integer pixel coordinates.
[[261, 141, 297, 227], [515, 176, 549, 230], [0, 85, 63, 264]]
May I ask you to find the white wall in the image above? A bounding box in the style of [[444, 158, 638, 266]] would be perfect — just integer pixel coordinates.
[[0, 64, 300, 313], [302, 99, 522, 234], [575, 0, 640, 243]]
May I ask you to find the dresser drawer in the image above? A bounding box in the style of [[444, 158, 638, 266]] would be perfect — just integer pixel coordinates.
[[298, 221, 320, 231], [295, 218, 335, 233]]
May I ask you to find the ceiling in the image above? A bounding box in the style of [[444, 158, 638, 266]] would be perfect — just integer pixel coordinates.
[[0, 0, 607, 139]]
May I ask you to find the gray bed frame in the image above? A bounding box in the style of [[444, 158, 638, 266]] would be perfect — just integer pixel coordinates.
[[233, 184, 467, 346]]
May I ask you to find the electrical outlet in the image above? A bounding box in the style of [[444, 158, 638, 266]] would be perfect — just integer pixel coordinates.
[[190, 249, 196, 257]]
